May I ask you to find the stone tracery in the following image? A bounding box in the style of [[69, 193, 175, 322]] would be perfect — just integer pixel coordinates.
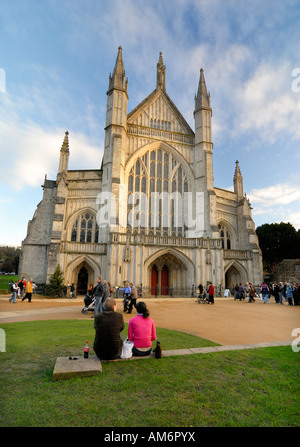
[[127, 147, 189, 237]]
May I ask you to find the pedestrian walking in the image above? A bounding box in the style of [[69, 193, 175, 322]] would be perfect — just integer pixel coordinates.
[[238, 283, 245, 300], [286, 283, 294, 306], [248, 283, 256, 303], [119, 282, 132, 312], [18, 278, 25, 299], [9, 280, 18, 303], [234, 284, 239, 300], [128, 282, 138, 314], [208, 282, 214, 304], [260, 282, 269, 303], [22, 278, 33, 302], [93, 277, 104, 316], [70, 283, 75, 298]]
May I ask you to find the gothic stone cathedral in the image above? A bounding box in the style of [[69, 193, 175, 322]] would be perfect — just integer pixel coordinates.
[[19, 47, 263, 295]]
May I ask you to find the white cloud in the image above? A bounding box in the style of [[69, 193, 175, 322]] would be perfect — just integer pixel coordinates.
[[284, 211, 300, 230], [0, 62, 103, 191], [249, 183, 300, 206], [235, 63, 300, 142], [249, 182, 300, 230], [0, 120, 101, 190]]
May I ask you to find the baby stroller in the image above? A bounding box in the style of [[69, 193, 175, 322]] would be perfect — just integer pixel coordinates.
[[81, 293, 96, 314], [196, 291, 209, 304]]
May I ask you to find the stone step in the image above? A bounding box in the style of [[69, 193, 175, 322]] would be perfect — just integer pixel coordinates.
[[52, 355, 102, 380]]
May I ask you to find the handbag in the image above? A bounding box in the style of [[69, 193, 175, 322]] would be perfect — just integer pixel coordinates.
[[153, 340, 162, 359], [120, 338, 134, 359]]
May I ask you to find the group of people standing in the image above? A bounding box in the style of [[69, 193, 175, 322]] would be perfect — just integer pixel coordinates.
[[9, 277, 36, 303], [232, 281, 300, 305], [233, 282, 256, 302], [259, 281, 300, 305], [197, 282, 215, 304], [88, 279, 139, 315], [91, 277, 157, 361]]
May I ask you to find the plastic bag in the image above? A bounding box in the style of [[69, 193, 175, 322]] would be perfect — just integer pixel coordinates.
[[120, 338, 134, 359]]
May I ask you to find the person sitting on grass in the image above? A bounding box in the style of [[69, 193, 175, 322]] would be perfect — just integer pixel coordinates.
[[93, 298, 124, 360], [128, 301, 156, 357]]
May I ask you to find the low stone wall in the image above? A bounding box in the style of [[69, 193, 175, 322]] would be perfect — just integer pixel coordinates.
[[273, 259, 300, 283]]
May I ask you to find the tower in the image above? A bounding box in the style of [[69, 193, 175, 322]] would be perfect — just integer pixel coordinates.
[[100, 46, 129, 241], [193, 69, 218, 237]]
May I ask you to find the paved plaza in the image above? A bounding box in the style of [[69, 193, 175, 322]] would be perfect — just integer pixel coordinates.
[[1, 295, 299, 348]]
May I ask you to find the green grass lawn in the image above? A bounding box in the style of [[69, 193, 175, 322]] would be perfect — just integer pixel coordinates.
[[0, 320, 299, 427], [0, 275, 19, 292]]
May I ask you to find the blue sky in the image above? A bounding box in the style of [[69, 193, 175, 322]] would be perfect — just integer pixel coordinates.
[[1, 0, 300, 246]]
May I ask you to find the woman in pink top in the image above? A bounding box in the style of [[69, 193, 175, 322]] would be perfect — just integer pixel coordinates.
[[128, 302, 156, 356]]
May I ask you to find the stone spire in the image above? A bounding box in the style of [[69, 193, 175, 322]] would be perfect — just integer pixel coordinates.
[[58, 131, 70, 175], [61, 130, 69, 152], [156, 52, 166, 91], [194, 68, 211, 111], [234, 160, 242, 178], [234, 160, 243, 198], [107, 46, 128, 95]]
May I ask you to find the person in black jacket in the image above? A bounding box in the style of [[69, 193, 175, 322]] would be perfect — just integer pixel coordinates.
[[93, 298, 125, 360], [93, 277, 104, 316]]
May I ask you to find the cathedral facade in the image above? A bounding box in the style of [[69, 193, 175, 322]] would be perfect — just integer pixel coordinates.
[[19, 47, 263, 295]]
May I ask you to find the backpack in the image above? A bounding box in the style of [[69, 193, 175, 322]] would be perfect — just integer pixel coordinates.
[[261, 285, 268, 294], [10, 284, 14, 292]]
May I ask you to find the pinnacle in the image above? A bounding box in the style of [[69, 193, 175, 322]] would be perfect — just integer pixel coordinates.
[[61, 130, 69, 152], [107, 46, 127, 94], [156, 51, 166, 91], [195, 68, 211, 110], [234, 160, 243, 177]]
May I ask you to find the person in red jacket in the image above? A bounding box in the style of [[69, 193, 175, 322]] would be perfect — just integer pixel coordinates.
[[208, 283, 214, 304]]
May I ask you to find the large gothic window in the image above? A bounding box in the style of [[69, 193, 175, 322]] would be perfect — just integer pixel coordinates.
[[127, 148, 189, 236], [71, 213, 99, 243]]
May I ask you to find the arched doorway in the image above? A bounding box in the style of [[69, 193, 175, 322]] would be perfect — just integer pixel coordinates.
[[65, 256, 100, 295], [148, 252, 188, 296], [225, 262, 247, 290], [77, 266, 88, 295]]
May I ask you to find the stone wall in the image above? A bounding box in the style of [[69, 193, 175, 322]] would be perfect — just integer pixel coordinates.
[[19, 179, 57, 285], [273, 259, 300, 283]]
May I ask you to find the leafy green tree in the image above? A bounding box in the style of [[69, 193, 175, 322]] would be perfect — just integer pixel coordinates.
[[45, 265, 65, 297], [256, 222, 299, 265], [0, 246, 20, 273]]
